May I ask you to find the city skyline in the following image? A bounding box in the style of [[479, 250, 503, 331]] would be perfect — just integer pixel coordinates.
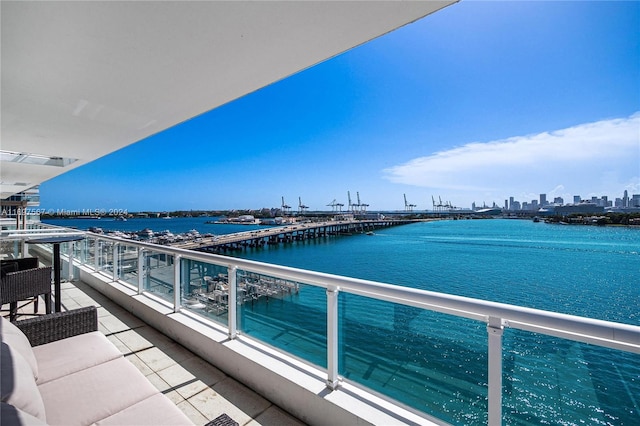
[[503, 189, 639, 213], [29, 187, 639, 216], [38, 1, 639, 212]]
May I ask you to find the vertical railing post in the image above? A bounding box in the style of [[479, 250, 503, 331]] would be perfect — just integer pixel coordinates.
[[326, 286, 339, 390], [112, 242, 120, 281], [93, 238, 99, 271], [174, 255, 182, 313], [67, 241, 75, 281], [137, 248, 145, 294], [228, 265, 237, 339], [79, 238, 86, 265], [487, 316, 504, 426]]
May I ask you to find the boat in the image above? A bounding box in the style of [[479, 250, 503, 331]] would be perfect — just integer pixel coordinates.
[[366, 231, 374, 235], [137, 228, 154, 238]]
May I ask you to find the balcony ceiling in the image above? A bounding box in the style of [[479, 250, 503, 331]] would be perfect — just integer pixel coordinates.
[[1, 1, 455, 200]]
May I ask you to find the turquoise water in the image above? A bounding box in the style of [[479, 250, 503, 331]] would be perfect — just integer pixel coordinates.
[[235, 219, 639, 324], [46, 217, 640, 424], [232, 219, 639, 425]]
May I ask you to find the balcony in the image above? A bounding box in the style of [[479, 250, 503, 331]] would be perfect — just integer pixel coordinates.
[[2, 224, 639, 425]]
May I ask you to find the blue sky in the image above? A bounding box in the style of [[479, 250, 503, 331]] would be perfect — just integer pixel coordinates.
[[41, 1, 640, 212]]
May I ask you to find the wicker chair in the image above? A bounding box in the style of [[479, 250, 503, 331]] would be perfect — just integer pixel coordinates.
[[14, 305, 97, 346], [0, 266, 53, 322]]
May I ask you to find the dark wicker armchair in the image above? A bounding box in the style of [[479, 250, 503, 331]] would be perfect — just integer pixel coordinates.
[[15, 306, 98, 346], [1, 266, 53, 322]]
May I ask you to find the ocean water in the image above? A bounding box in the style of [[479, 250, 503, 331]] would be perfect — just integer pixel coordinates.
[[231, 219, 639, 425], [231, 219, 639, 324], [45, 217, 640, 424]]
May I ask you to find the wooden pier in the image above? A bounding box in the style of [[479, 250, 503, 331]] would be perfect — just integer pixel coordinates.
[[169, 219, 415, 253]]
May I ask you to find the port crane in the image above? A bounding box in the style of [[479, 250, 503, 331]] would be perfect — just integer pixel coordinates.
[[298, 197, 309, 214], [432, 196, 449, 212], [281, 196, 291, 215], [357, 192, 368, 213], [431, 196, 457, 212], [326, 199, 344, 212], [348, 191, 357, 213], [404, 194, 416, 212]]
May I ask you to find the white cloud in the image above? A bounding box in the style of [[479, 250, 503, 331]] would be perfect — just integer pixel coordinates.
[[383, 113, 640, 204]]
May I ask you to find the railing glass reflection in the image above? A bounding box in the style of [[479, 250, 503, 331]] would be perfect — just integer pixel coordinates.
[[236, 272, 325, 367], [180, 258, 230, 326], [143, 250, 174, 302]]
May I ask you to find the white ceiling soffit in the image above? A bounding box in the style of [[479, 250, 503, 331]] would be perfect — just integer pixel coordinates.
[[1, 1, 456, 199]]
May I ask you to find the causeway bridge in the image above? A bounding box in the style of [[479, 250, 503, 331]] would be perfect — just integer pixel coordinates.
[[169, 219, 415, 253]]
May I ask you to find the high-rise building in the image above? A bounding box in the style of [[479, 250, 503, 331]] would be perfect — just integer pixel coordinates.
[[573, 195, 581, 204], [540, 194, 547, 206], [623, 190, 629, 208], [553, 197, 564, 204]]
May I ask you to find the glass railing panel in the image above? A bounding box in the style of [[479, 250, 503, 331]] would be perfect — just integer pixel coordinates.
[[66, 239, 85, 280], [143, 251, 174, 302], [237, 270, 326, 368], [60, 241, 73, 280], [70, 240, 83, 263], [84, 238, 96, 268], [31, 243, 53, 266], [96, 240, 113, 274], [53, 240, 77, 280], [502, 329, 640, 425], [338, 292, 488, 425], [0, 239, 23, 258], [77, 238, 88, 265], [116, 244, 139, 286], [180, 258, 230, 326]]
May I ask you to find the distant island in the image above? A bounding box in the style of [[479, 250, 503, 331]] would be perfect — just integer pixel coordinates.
[[36, 208, 640, 227]]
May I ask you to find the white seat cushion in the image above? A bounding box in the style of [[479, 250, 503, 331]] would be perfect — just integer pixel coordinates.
[[38, 357, 159, 426], [33, 331, 122, 385]]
